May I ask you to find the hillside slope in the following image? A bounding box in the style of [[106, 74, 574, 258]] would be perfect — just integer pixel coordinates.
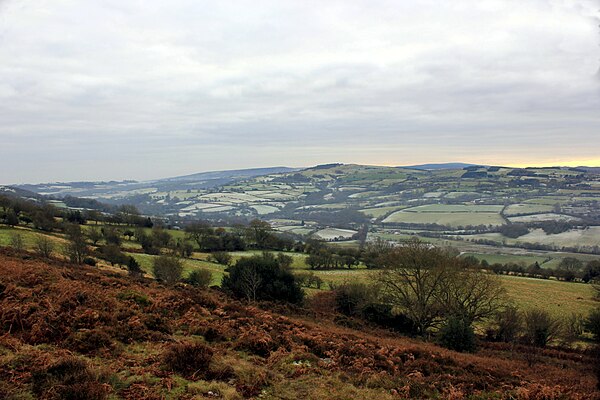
[[0, 250, 598, 399]]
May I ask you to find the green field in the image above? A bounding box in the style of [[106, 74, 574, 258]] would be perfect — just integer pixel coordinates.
[[126, 252, 227, 286], [503, 203, 554, 216], [459, 227, 600, 249], [403, 204, 505, 213], [360, 206, 406, 218], [461, 252, 550, 266], [301, 267, 598, 318], [312, 228, 357, 240], [381, 204, 506, 227], [0, 226, 66, 250], [1, 223, 598, 320], [383, 211, 505, 226], [508, 213, 581, 223], [501, 275, 597, 317]]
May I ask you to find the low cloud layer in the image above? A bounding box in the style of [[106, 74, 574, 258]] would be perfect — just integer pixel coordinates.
[[1, 0, 599, 183]]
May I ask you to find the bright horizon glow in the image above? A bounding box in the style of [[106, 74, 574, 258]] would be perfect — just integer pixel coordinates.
[[507, 159, 600, 168], [8, 158, 600, 186]]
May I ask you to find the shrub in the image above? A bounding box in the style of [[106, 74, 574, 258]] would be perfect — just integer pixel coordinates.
[[34, 235, 54, 258], [126, 256, 143, 276], [276, 253, 294, 269], [585, 308, 600, 342], [186, 269, 213, 288], [117, 290, 152, 306], [66, 329, 115, 355], [9, 233, 24, 251], [32, 356, 112, 400], [83, 257, 97, 266], [235, 327, 275, 357], [143, 314, 172, 334], [438, 316, 477, 352], [153, 255, 184, 285], [97, 244, 127, 266], [593, 345, 600, 390], [163, 342, 213, 379], [563, 313, 585, 344], [334, 282, 377, 317], [523, 308, 562, 347], [222, 253, 304, 304], [211, 251, 232, 265], [361, 303, 417, 335], [490, 305, 522, 342], [295, 271, 323, 289]]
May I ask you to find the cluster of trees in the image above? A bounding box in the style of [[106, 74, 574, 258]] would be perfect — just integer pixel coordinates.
[[0, 195, 59, 231], [328, 239, 600, 353], [184, 220, 295, 253], [222, 252, 304, 303], [144, 250, 304, 304], [484, 306, 595, 348], [0, 194, 154, 232], [304, 240, 361, 269], [497, 220, 583, 238], [498, 223, 529, 238]]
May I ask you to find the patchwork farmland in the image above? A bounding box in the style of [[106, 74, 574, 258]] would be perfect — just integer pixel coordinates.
[[13, 163, 600, 266]]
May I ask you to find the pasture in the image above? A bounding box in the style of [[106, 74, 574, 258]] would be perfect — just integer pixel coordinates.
[[508, 213, 581, 223], [0, 226, 66, 250], [383, 210, 505, 226], [459, 228, 600, 249], [360, 206, 407, 218], [503, 203, 553, 216], [513, 227, 600, 248], [312, 228, 357, 240], [301, 266, 599, 318], [1, 223, 598, 321], [501, 275, 597, 317]]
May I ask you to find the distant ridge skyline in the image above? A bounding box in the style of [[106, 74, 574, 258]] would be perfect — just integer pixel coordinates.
[[5, 159, 600, 186]]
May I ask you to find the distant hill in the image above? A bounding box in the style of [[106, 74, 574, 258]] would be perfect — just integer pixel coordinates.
[[162, 166, 298, 182], [403, 162, 480, 170], [0, 185, 44, 201], [577, 166, 600, 174], [14, 167, 299, 199], [11, 163, 600, 222]]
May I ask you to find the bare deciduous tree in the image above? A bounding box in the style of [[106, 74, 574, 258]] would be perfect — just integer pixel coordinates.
[[87, 226, 103, 246], [35, 235, 54, 258], [375, 238, 507, 335], [375, 239, 451, 335], [240, 266, 262, 302], [63, 224, 89, 265], [10, 233, 24, 251], [439, 266, 507, 324]]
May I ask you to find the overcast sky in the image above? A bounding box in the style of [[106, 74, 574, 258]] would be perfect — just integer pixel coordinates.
[[1, 0, 599, 183]]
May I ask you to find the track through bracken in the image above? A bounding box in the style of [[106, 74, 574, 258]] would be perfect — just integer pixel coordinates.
[[0, 248, 598, 399]]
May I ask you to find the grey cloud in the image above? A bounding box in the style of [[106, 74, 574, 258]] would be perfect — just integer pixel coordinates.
[[0, 0, 599, 183]]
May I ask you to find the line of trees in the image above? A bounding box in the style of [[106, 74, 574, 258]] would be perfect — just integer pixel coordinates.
[[0, 194, 154, 231], [466, 257, 600, 283]]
